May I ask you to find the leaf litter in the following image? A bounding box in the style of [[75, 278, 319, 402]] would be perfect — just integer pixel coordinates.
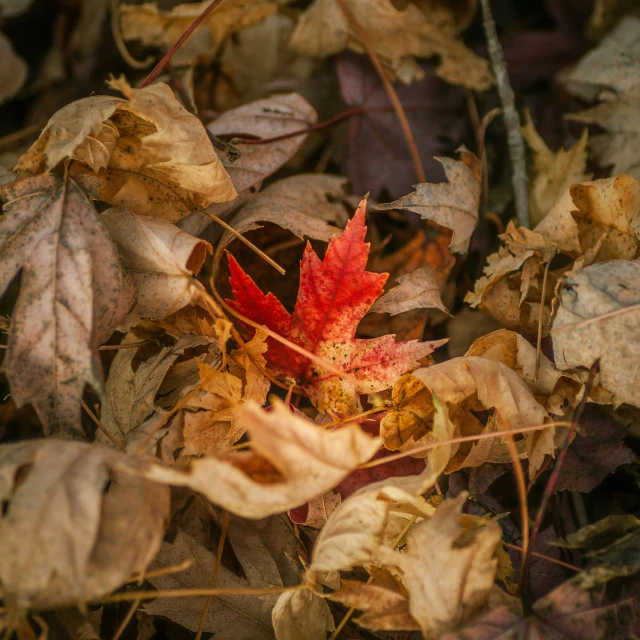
[[0, 2, 639, 639]]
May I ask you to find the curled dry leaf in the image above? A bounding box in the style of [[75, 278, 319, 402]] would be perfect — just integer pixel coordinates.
[[102, 207, 212, 329], [272, 589, 335, 640], [228, 197, 446, 414], [376, 493, 502, 639], [381, 356, 551, 476], [551, 259, 640, 408], [0, 439, 169, 614], [289, 0, 492, 88], [143, 401, 380, 519], [374, 149, 482, 254], [0, 32, 27, 106], [0, 174, 135, 437]]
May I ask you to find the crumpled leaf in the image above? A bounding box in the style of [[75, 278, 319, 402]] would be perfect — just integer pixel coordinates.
[[551, 259, 640, 408], [521, 112, 591, 227], [374, 149, 481, 253], [376, 493, 502, 638], [143, 528, 279, 638], [0, 439, 169, 614], [228, 197, 446, 414], [0, 32, 27, 106], [142, 401, 380, 518], [102, 207, 212, 329], [0, 174, 135, 437], [272, 589, 335, 640], [289, 0, 492, 88], [381, 356, 551, 477]]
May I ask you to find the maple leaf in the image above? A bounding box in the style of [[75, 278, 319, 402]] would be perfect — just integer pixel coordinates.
[[227, 197, 446, 414]]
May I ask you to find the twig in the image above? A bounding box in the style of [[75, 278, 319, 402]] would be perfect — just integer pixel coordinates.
[[503, 542, 579, 572], [110, 0, 154, 69], [81, 399, 123, 450], [0, 123, 42, 150], [519, 360, 599, 596], [335, 0, 426, 184], [196, 510, 230, 640], [111, 598, 140, 640], [480, 0, 529, 227], [139, 0, 225, 88], [534, 256, 553, 380]]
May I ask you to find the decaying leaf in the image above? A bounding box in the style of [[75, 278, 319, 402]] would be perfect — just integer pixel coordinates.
[[143, 401, 380, 518], [551, 260, 640, 408], [272, 589, 335, 640], [374, 149, 481, 253], [0, 32, 27, 106], [0, 439, 169, 614], [289, 0, 492, 88], [0, 173, 135, 437], [102, 207, 213, 328]]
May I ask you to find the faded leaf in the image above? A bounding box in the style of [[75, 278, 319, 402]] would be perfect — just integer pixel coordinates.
[[377, 493, 502, 638], [551, 260, 640, 408], [272, 589, 335, 640], [143, 529, 278, 638], [0, 439, 169, 613], [0, 174, 135, 437], [289, 491, 341, 528], [289, 0, 492, 88], [0, 0, 34, 17], [143, 401, 380, 518], [0, 33, 27, 106], [375, 149, 481, 253], [102, 207, 212, 329], [229, 198, 446, 414]]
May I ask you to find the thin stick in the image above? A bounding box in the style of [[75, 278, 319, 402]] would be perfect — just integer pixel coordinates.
[[0, 123, 42, 150], [110, 0, 154, 69], [140, 0, 225, 88], [503, 542, 579, 572], [99, 340, 153, 351], [549, 302, 640, 334], [480, 0, 529, 228], [358, 421, 568, 469], [81, 399, 124, 451], [534, 256, 553, 380], [519, 361, 599, 594], [129, 559, 193, 582], [204, 215, 285, 275], [335, 0, 426, 184], [195, 511, 230, 640], [111, 599, 140, 640]]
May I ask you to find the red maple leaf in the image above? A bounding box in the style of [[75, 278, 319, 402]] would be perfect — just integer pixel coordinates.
[[227, 197, 446, 414]]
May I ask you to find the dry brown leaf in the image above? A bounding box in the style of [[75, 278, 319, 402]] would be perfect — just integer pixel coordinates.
[[0, 439, 169, 614], [292, 490, 341, 528], [0, 174, 135, 437], [0, 32, 27, 106], [382, 356, 551, 476], [375, 149, 482, 253], [102, 79, 236, 221], [102, 207, 212, 329], [289, 0, 492, 88], [143, 528, 279, 638], [376, 493, 502, 638], [272, 589, 335, 640], [551, 259, 640, 408], [15, 96, 125, 175], [143, 401, 380, 518], [522, 113, 591, 227], [370, 264, 449, 315], [120, 0, 278, 66]]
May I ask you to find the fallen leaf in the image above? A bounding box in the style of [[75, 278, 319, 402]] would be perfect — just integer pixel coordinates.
[[0, 174, 135, 437], [143, 528, 279, 638], [376, 493, 502, 638], [0, 0, 34, 17], [272, 589, 335, 640], [143, 401, 380, 518], [551, 259, 640, 408], [228, 197, 446, 414], [521, 112, 591, 227], [289, 0, 492, 88], [0, 439, 169, 614], [102, 207, 212, 329], [0, 32, 27, 106], [289, 491, 341, 528], [374, 149, 482, 254]]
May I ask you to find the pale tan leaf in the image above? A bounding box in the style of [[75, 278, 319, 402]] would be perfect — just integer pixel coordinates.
[[294, 491, 341, 528], [272, 589, 335, 640], [0, 32, 27, 106], [0, 439, 169, 613], [375, 150, 481, 253], [0, 174, 135, 437], [376, 493, 501, 638], [371, 264, 449, 315], [143, 401, 380, 518], [289, 0, 492, 88], [102, 208, 212, 329], [551, 259, 640, 408], [102, 80, 236, 221], [143, 529, 278, 638]]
